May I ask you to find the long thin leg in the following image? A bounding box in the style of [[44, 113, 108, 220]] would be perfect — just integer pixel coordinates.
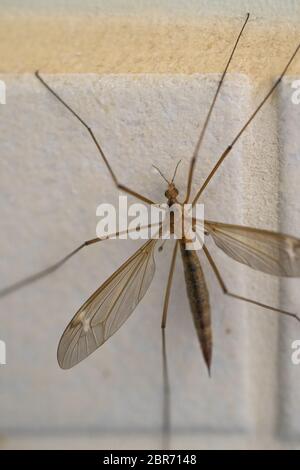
[[161, 328, 171, 450], [0, 223, 156, 299], [203, 245, 300, 323], [192, 42, 300, 205], [161, 241, 179, 328], [35, 71, 154, 205], [160, 239, 178, 446], [184, 13, 250, 203]]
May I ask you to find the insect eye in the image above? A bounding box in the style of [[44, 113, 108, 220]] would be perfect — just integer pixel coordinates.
[[164, 190, 169, 197]]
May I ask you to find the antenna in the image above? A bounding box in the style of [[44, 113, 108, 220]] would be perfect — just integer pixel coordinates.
[[152, 165, 170, 184], [171, 160, 182, 183]]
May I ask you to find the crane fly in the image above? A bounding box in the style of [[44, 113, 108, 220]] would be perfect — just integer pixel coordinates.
[[1, 13, 300, 376]]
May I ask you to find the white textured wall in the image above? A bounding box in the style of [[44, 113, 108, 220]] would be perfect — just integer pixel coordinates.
[[1, 0, 300, 451]]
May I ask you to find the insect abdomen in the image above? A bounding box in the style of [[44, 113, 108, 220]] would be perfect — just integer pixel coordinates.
[[180, 241, 212, 374]]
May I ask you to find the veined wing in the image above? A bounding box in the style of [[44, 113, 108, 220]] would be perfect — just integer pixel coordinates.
[[58, 239, 157, 369], [205, 220, 300, 277]]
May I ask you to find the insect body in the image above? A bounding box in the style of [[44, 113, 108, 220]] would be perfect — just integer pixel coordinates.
[[164, 174, 212, 373], [180, 243, 212, 374]]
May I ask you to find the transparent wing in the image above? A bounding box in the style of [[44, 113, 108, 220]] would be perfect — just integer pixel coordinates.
[[205, 220, 300, 277], [58, 239, 157, 369]]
